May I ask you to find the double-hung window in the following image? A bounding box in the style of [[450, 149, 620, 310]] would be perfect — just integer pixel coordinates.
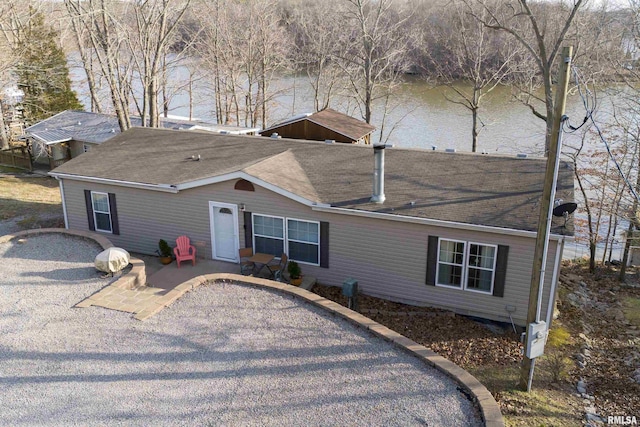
[[91, 191, 112, 233], [252, 215, 320, 266], [466, 243, 496, 293], [287, 219, 319, 265], [253, 215, 284, 256], [437, 239, 465, 288], [436, 239, 497, 294]]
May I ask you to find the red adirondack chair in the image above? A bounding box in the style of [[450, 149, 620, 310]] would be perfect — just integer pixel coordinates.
[[174, 235, 196, 268]]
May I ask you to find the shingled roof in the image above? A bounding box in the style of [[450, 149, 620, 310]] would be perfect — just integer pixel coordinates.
[[51, 127, 574, 234], [262, 108, 376, 141]]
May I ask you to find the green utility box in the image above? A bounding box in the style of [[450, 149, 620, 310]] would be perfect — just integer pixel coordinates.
[[342, 278, 358, 297]]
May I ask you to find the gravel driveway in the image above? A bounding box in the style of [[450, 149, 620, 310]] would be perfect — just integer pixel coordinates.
[[1, 234, 482, 426]]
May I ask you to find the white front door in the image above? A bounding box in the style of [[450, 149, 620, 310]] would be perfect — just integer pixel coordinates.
[[209, 201, 239, 262]]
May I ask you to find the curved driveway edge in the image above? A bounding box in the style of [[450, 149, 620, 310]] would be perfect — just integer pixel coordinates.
[[155, 272, 505, 427], [0, 228, 503, 427]]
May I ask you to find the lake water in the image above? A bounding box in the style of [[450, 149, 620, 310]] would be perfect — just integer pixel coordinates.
[[70, 65, 599, 156], [69, 66, 624, 258]]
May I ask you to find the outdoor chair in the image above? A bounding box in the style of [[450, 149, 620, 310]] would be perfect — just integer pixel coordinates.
[[267, 253, 288, 281], [174, 235, 196, 268], [239, 248, 255, 275]]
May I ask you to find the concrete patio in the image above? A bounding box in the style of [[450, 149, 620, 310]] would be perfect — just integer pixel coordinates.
[[75, 256, 317, 321], [147, 258, 241, 290]]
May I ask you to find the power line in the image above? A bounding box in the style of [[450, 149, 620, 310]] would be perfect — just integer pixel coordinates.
[[571, 66, 640, 205]]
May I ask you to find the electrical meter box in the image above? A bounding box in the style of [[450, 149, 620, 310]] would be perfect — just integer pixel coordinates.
[[342, 278, 358, 297], [525, 321, 548, 359]]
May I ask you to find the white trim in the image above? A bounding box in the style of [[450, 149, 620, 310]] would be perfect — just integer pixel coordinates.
[[90, 191, 112, 234], [50, 170, 575, 244], [261, 113, 312, 133], [42, 137, 72, 145], [48, 172, 178, 193], [312, 206, 572, 241], [252, 213, 285, 257], [175, 171, 329, 207], [56, 178, 69, 229], [435, 238, 499, 296], [463, 241, 498, 295], [208, 201, 240, 262], [286, 217, 321, 266], [435, 238, 466, 289]]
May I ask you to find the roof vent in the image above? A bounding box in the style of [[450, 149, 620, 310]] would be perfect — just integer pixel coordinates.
[[409, 200, 416, 207], [77, 121, 81, 125], [111, 129, 116, 133], [445, 148, 456, 153], [517, 153, 528, 158], [482, 150, 488, 154], [325, 139, 335, 144], [371, 145, 388, 204], [191, 154, 201, 161], [270, 133, 281, 139], [431, 145, 437, 150]]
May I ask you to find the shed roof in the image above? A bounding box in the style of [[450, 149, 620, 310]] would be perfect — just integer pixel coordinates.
[[51, 127, 574, 234], [25, 110, 259, 145], [261, 108, 376, 141]]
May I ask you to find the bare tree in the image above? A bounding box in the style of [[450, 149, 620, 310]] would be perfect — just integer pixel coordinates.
[[465, 0, 587, 154], [196, 0, 289, 128], [0, 1, 36, 149], [65, 0, 134, 131], [336, 0, 410, 126], [422, 1, 523, 152], [288, 0, 349, 112], [127, 0, 191, 127]]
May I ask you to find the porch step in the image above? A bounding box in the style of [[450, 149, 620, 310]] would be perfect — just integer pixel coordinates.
[[299, 276, 316, 291]]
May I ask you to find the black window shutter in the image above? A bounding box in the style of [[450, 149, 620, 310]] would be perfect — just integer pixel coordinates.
[[426, 235, 439, 286], [108, 193, 119, 235], [84, 190, 95, 231], [493, 245, 509, 297], [320, 221, 329, 268], [243, 211, 253, 248]]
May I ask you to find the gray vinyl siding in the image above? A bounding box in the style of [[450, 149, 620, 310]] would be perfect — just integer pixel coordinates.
[[62, 178, 561, 326]]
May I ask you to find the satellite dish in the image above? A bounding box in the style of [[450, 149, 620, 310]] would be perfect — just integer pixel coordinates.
[[552, 202, 578, 217], [552, 201, 577, 233]]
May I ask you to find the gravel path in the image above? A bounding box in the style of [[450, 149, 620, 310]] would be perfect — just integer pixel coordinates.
[[1, 234, 482, 426]]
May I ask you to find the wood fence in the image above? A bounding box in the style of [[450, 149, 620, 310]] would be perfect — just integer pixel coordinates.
[[0, 146, 32, 171]]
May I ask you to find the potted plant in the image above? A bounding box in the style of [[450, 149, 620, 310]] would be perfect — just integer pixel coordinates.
[[287, 261, 303, 286], [157, 239, 173, 265]]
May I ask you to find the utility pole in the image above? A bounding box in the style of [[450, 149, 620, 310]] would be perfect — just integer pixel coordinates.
[[519, 46, 573, 392]]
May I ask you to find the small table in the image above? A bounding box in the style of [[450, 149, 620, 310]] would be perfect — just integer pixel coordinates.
[[248, 253, 275, 276]]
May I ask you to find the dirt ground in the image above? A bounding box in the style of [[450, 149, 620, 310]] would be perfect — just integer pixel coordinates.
[[559, 262, 640, 417], [312, 263, 640, 426]]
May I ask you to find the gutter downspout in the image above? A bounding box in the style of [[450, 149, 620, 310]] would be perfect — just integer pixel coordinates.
[[546, 237, 565, 327], [56, 177, 69, 229]]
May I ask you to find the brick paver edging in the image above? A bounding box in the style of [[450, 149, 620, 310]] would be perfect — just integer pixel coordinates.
[[0, 228, 146, 288], [0, 229, 502, 426], [148, 273, 503, 427]]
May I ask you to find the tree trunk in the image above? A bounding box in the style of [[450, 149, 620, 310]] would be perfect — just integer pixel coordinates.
[[471, 107, 478, 153], [0, 102, 10, 150]]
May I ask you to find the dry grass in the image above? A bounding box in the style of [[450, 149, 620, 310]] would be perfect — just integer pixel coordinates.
[[0, 175, 62, 220], [623, 297, 640, 327]]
